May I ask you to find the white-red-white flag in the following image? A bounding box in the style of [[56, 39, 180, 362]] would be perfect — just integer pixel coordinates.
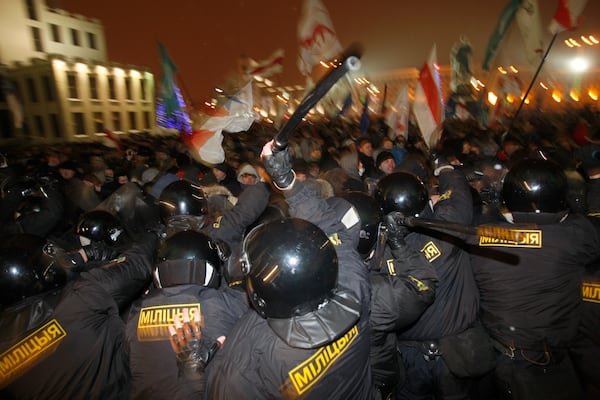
[[413, 44, 443, 148], [516, 0, 544, 70], [297, 0, 343, 76], [549, 0, 588, 34], [386, 85, 409, 141], [247, 49, 284, 78], [183, 82, 257, 164]]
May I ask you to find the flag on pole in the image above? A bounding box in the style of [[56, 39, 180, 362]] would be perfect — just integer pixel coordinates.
[[516, 0, 544, 71], [413, 44, 443, 148], [183, 82, 257, 164], [338, 91, 353, 116], [549, 0, 588, 34], [482, 0, 522, 71], [359, 92, 370, 134], [158, 42, 179, 118], [386, 85, 409, 140], [297, 0, 343, 76], [1, 76, 24, 129], [247, 49, 284, 78], [450, 36, 473, 93], [380, 83, 388, 114]]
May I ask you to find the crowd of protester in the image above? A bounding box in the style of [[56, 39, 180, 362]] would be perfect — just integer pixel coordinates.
[[0, 101, 599, 399]]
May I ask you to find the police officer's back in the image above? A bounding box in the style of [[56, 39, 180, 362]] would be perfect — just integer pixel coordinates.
[[125, 230, 246, 399], [470, 158, 600, 400], [0, 231, 157, 399]]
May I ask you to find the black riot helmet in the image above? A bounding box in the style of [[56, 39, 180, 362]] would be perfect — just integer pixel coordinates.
[[159, 180, 208, 223], [154, 230, 221, 288], [76, 210, 126, 246], [339, 191, 383, 259], [243, 218, 338, 319], [15, 196, 45, 220], [0, 234, 66, 307], [374, 172, 428, 216], [502, 158, 568, 213], [242, 218, 360, 348]]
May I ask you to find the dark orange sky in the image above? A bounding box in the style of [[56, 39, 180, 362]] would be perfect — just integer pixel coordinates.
[[55, 0, 599, 104]]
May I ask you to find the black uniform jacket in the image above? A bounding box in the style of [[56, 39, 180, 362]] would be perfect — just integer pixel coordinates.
[[206, 181, 374, 399], [0, 234, 157, 400], [401, 168, 479, 340], [126, 283, 248, 400], [470, 211, 600, 349]]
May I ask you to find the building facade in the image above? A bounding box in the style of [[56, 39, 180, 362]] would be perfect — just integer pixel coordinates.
[[0, 0, 155, 144]]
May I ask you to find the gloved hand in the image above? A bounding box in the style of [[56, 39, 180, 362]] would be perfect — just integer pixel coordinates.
[[384, 212, 410, 250], [261, 140, 295, 190], [169, 309, 222, 380], [82, 241, 119, 262], [43, 241, 85, 269]]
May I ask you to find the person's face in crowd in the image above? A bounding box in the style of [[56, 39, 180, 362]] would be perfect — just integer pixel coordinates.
[[239, 173, 257, 185], [381, 138, 393, 150], [125, 148, 136, 161], [59, 168, 75, 180], [308, 163, 320, 178], [295, 171, 307, 182], [358, 141, 373, 157], [155, 151, 170, 162], [379, 158, 396, 175], [117, 175, 129, 184], [308, 147, 322, 162], [47, 154, 60, 167], [212, 167, 226, 182]]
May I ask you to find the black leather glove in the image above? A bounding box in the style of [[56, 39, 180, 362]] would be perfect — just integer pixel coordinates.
[[43, 241, 84, 269], [170, 319, 220, 380], [82, 241, 119, 262], [262, 146, 295, 190], [384, 212, 410, 250]]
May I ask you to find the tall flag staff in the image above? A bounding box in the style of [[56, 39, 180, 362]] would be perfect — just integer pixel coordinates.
[[506, 0, 589, 136]]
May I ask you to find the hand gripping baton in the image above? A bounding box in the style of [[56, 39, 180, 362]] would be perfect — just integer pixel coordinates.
[[272, 43, 363, 153]]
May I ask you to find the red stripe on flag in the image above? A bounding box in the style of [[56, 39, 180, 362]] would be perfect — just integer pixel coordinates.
[[420, 64, 441, 125]]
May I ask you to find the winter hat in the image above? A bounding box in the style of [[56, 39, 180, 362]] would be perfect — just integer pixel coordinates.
[[376, 151, 395, 168], [237, 163, 258, 183]]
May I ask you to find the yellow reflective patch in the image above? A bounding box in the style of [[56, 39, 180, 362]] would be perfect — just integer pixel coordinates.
[[212, 215, 222, 229], [137, 303, 201, 342], [409, 276, 430, 292], [479, 229, 542, 248], [438, 189, 452, 201], [583, 282, 600, 303], [288, 325, 359, 396], [386, 259, 396, 276], [0, 319, 66, 386], [328, 233, 342, 246], [420, 241, 441, 262]]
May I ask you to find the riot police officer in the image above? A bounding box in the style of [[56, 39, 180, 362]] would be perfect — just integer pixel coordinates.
[[0, 231, 157, 399], [470, 158, 600, 400], [126, 230, 246, 399], [341, 190, 438, 398], [187, 140, 374, 399]]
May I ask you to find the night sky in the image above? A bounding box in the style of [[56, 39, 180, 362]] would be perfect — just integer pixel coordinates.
[[54, 0, 599, 104]]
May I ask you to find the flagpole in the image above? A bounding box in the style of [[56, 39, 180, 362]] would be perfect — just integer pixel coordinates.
[[506, 33, 557, 135], [176, 74, 195, 108]]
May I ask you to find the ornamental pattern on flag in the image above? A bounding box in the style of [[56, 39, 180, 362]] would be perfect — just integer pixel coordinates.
[[247, 49, 284, 78], [297, 0, 343, 76]]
